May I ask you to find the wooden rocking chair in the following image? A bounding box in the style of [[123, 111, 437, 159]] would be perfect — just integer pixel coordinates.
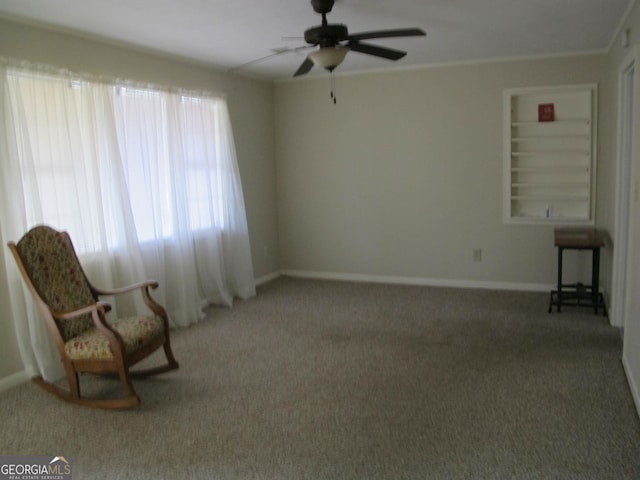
[[8, 225, 179, 409]]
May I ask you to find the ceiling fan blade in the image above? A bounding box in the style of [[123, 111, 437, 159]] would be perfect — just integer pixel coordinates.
[[228, 53, 285, 72], [228, 47, 309, 72], [348, 42, 406, 61], [348, 28, 426, 42], [293, 57, 314, 77]]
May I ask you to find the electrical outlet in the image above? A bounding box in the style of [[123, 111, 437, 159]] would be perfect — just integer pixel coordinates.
[[473, 248, 482, 262]]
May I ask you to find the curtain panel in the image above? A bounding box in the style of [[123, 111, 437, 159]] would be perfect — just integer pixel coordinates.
[[0, 62, 255, 380]]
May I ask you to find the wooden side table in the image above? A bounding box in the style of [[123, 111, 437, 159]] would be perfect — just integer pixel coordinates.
[[548, 228, 606, 315]]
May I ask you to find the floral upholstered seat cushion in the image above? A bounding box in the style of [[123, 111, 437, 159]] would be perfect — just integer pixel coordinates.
[[64, 315, 164, 360]]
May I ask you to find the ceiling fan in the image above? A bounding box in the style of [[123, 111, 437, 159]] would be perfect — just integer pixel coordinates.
[[293, 0, 426, 77]]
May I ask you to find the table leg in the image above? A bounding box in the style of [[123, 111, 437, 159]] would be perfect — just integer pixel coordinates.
[[592, 247, 600, 314], [557, 247, 563, 312]]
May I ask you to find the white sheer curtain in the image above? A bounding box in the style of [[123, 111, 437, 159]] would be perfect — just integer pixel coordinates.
[[0, 62, 255, 380]]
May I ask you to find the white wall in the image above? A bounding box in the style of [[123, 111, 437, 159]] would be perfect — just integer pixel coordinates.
[[274, 55, 612, 289], [606, 0, 640, 416], [0, 17, 280, 383]]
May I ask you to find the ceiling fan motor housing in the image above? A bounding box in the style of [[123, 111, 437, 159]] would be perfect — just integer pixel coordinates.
[[304, 24, 349, 46], [311, 0, 335, 14]]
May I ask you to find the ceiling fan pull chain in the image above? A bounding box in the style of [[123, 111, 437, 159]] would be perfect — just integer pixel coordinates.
[[330, 71, 337, 104]]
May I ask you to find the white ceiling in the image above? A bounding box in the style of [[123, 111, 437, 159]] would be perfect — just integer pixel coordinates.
[[0, 0, 633, 80]]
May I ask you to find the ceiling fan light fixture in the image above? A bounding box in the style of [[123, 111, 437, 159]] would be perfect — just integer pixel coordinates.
[[308, 46, 349, 71]]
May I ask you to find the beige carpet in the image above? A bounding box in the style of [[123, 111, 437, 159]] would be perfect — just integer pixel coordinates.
[[1, 276, 639, 479]]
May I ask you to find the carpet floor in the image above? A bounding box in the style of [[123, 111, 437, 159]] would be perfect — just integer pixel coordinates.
[[1, 277, 639, 479]]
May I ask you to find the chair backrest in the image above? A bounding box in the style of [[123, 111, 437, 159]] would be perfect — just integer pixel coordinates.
[[13, 226, 97, 342]]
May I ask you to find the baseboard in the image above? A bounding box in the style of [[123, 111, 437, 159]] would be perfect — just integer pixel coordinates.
[[623, 355, 640, 419], [280, 269, 553, 292], [255, 271, 281, 286], [0, 370, 29, 393]]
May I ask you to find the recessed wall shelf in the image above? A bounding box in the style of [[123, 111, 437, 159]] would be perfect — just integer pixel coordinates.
[[503, 84, 597, 225]]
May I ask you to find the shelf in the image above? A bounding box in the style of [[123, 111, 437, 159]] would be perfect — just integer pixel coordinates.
[[512, 135, 590, 141], [511, 150, 590, 156], [511, 195, 589, 201], [511, 166, 589, 173], [512, 182, 590, 188], [503, 84, 597, 225], [508, 217, 591, 226], [511, 118, 590, 127]]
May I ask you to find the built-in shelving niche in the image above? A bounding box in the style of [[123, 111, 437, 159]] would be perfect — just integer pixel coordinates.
[[503, 84, 597, 225]]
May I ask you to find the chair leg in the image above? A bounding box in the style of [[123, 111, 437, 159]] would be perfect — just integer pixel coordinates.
[[113, 355, 142, 403], [67, 369, 81, 398], [163, 337, 179, 370], [130, 336, 179, 377]]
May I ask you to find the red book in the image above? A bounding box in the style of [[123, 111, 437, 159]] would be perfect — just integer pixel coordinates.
[[538, 103, 554, 122]]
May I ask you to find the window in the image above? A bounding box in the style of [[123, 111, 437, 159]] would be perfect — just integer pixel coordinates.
[[6, 70, 240, 251]]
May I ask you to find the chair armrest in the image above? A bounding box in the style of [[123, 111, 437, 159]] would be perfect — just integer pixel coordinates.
[[92, 280, 159, 297], [92, 280, 168, 323], [51, 302, 123, 348], [51, 301, 110, 320]]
